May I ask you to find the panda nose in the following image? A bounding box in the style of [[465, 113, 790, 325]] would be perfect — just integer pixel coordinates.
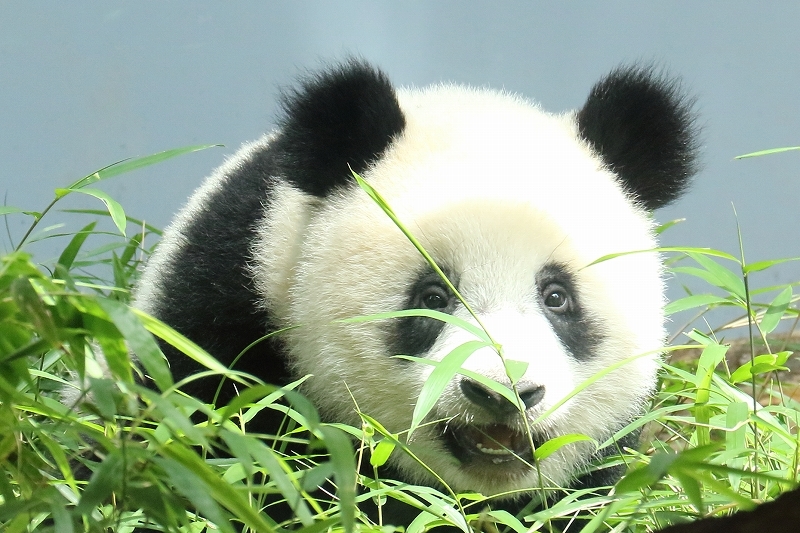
[[460, 378, 545, 415]]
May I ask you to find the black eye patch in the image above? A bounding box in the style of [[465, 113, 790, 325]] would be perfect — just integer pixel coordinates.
[[536, 263, 604, 361], [388, 268, 458, 357]]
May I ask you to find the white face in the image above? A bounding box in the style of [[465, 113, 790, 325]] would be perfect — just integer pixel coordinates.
[[250, 85, 666, 497]]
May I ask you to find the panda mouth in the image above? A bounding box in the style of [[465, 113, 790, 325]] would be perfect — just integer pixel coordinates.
[[442, 423, 537, 465]]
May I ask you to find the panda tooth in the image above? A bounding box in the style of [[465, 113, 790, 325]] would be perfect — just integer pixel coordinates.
[[475, 442, 513, 455]]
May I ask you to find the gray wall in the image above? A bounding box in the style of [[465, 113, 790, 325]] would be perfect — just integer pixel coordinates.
[[2, 2, 798, 333]]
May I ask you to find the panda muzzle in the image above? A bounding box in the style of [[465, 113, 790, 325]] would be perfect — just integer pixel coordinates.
[[445, 423, 534, 465]]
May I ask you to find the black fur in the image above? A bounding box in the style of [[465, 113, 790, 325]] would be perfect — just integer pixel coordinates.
[[576, 65, 699, 210], [272, 59, 406, 197], [145, 61, 406, 433], [390, 267, 459, 357], [145, 151, 288, 421]]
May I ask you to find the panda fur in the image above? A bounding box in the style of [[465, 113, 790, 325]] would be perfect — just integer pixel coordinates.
[[135, 59, 698, 519]]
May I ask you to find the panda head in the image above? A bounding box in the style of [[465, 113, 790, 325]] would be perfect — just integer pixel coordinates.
[[250, 60, 698, 496]]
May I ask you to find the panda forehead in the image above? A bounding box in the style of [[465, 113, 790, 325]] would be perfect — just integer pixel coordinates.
[[410, 200, 572, 271], [364, 86, 631, 225], [392, 84, 591, 174], [340, 85, 660, 266]]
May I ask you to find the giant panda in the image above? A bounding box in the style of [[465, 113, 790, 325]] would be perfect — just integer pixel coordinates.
[[135, 59, 698, 525]]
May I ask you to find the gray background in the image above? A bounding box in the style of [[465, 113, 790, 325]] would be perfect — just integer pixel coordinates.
[[1, 2, 798, 334]]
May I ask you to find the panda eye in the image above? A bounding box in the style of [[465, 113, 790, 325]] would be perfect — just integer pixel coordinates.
[[542, 284, 571, 314], [421, 286, 450, 310]]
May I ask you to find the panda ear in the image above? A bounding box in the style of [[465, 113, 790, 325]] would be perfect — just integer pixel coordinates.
[[273, 59, 406, 197], [576, 66, 700, 211]]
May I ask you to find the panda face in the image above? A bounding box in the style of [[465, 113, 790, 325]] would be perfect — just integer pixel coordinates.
[[250, 85, 668, 495], [139, 60, 696, 501]]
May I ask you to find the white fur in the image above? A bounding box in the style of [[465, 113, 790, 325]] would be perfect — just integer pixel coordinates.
[[250, 85, 665, 496]]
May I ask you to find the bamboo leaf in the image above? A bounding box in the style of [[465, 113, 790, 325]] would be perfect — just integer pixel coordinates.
[[133, 309, 230, 376], [504, 359, 528, 385], [0, 206, 40, 218], [65, 188, 127, 236], [655, 218, 685, 234], [57, 221, 97, 271], [340, 308, 490, 343], [409, 340, 491, 438], [75, 451, 123, 514], [760, 286, 792, 334], [317, 425, 357, 533], [687, 252, 746, 300], [665, 293, 734, 315], [534, 433, 593, 461], [586, 246, 739, 268], [370, 439, 396, 467], [734, 146, 800, 159], [155, 457, 236, 533], [744, 257, 800, 274], [67, 144, 221, 190], [97, 299, 173, 392]]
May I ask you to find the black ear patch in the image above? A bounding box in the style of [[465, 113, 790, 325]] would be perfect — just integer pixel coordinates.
[[273, 59, 406, 197], [577, 66, 700, 210]]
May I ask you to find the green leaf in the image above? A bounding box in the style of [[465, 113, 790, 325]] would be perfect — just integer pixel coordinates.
[[67, 144, 221, 190], [697, 342, 728, 377], [616, 452, 677, 493], [298, 462, 335, 493], [534, 433, 593, 461], [49, 497, 74, 533], [687, 252, 746, 299], [665, 293, 734, 315], [586, 246, 739, 268], [317, 425, 357, 533], [159, 439, 278, 533], [674, 470, 704, 513], [75, 450, 123, 514], [744, 257, 800, 274], [725, 402, 748, 449], [341, 308, 490, 343], [236, 433, 313, 527], [10, 278, 59, 345], [155, 457, 236, 533], [484, 510, 527, 533], [370, 439, 396, 467], [65, 188, 127, 235], [655, 218, 685, 234], [219, 431, 255, 480], [729, 352, 792, 384], [504, 359, 528, 385], [64, 208, 163, 236], [725, 401, 748, 490], [82, 313, 133, 384], [56, 221, 97, 271], [395, 355, 519, 407], [760, 286, 792, 334], [218, 383, 283, 425], [87, 377, 118, 420], [408, 340, 492, 437], [139, 386, 209, 448], [0, 206, 40, 218], [118, 232, 144, 267], [734, 146, 800, 159], [133, 309, 231, 376], [97, 299, 173, 391]]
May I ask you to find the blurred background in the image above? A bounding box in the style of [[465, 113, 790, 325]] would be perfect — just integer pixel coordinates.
[[1, 2, 798, 335]]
